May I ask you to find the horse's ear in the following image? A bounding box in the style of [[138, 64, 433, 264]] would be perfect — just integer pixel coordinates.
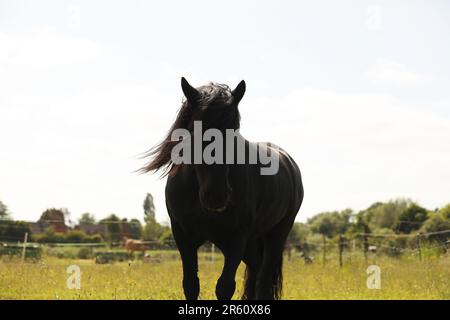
[[181, 77, 200, 103], [232, 80, 246, 104]]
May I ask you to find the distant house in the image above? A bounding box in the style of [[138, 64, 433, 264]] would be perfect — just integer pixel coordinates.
[[28, 221, 69, 234], [75, 223, 106, 237], [30, 220, 106, 238], [28, 222, 47, 234], [37, 208, 69, 233]]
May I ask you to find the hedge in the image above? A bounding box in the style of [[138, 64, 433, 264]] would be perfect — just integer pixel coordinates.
[[0, 243, 42, 260]]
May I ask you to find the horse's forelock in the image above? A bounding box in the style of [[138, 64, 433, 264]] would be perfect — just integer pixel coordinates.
[[141, 82, 236, 176]]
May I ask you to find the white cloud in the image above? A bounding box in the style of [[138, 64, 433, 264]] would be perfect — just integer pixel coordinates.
[[364, 58, 432, 87], [1, 77, 450, 223], [0, 30, 448, 223], [0, 83, 173, 224], [2, 80, 450, 223], [241, 88, 450, 219], [0, 29, 101, 71]]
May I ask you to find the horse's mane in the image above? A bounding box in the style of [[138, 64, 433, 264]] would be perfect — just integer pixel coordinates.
[[140, 82, 236, 176]]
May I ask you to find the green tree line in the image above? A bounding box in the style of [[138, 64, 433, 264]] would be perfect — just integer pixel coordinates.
[[2, 197, 449, 246], [0, 194, 173, 245], [289, 198, 450, 245]]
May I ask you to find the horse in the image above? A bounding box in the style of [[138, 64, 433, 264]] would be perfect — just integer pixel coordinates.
[[122, 236, 146, 255], [142, 77, 303, 300]]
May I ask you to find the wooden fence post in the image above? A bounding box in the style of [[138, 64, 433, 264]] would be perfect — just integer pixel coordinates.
[[416, 233, 422, 261], [338, 235, 345, 267], [303, 242, 312, 264], [21, 232, 28, 262], [363, 234, 369, 261], [322, 234, 326, 265]]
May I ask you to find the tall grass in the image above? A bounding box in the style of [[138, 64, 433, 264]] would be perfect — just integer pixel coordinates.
[[0, 253, 448, 300]]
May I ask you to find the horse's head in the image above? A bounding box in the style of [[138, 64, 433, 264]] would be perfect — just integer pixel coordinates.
[[141, 77, 246, 214], [180, 77, 246, 214]]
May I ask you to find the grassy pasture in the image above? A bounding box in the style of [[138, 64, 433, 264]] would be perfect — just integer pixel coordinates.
[[0, 251, 449, 300]]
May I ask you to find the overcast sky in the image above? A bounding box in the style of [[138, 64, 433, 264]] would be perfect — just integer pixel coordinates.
[[1, 0, 450, 224]]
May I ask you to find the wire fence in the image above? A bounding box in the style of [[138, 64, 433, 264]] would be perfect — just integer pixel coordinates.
[[1, 220, 449, 265]]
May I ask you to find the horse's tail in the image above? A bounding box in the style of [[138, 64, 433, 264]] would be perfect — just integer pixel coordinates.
[[242, 266, 254, 300], [241, 238, 283, 300], [272, 255, 283, 300], [241, 255, 283, 300]]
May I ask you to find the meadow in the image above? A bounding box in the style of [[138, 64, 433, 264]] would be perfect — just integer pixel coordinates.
[[0, 251, 449, 300]]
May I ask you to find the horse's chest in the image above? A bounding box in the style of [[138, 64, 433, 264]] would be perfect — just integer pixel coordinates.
[[180, 210, 242, 239]]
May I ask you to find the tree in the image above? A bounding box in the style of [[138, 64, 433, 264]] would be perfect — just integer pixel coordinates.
[[142, 220, 167, 241], [307, 209, 353, 238], [0, 220, 31, 241], [143, 193, 156, 223], [142, 192, 167, 240], [34, 227, 65, 243], [78, 212, 96, 225], [121, 218, 142, 239], [0, 200, 9, 219], [394, 204, 428, 234], [65, 230, 87, 243], [346, 214, 371, 235], [439, 204, 450, 220], [359, 199, 412, 231], [287, 222, 310, 243], [420, 204, 450, 242], [159, 228, 175, 248], [129, 218, 143, 239], [100, 214, 122, 244]]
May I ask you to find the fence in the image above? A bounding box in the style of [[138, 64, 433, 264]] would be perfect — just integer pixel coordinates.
[[1, 229, 449, 265], [0, 232, 218, 263], [284, 229, 450, 267]]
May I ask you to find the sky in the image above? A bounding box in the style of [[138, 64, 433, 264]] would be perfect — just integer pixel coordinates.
[[0, 0, 450, 224]]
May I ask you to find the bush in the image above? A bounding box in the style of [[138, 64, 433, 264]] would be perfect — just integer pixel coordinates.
[[0, 220, 32, 242], [34, 229, 102, 244], [0, 243, 42, 260], [45, 247, 78, 259], [420, 207, 450, 243], [77, 247, 94, 259], [86, 234, 103, 243], [65, 230, 86, 243], [94, 251, 132, 264], [34, 229, 66, 243]]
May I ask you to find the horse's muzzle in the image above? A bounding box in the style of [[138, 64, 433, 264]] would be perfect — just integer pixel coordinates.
[[200, 189, 232, 214]]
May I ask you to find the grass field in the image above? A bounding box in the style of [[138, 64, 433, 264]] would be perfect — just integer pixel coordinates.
[[1, 252, 449, 300]]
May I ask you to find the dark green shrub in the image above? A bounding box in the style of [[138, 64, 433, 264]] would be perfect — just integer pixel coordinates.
[[0, 244, 42, 260], [94, 251, 135, 264], [65, 230, 87, 243], [77, 247, 94, 259]]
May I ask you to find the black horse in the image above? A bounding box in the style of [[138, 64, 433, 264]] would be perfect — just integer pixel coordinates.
[[142, 78, 303, 300]]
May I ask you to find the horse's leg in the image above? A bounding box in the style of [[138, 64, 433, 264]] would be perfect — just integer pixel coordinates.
[[172, 222, 201, 300], [256, 215, 296, 300], [215, 235, 246, 300]]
